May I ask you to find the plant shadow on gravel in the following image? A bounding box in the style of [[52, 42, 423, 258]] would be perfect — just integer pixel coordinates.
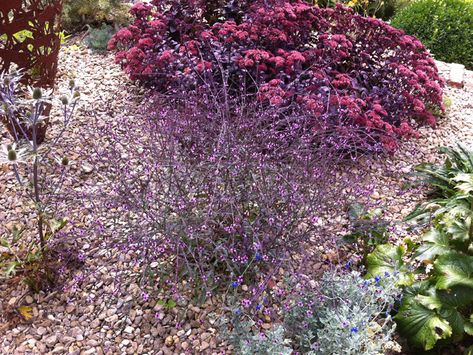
[[0, 239, 84, 333]]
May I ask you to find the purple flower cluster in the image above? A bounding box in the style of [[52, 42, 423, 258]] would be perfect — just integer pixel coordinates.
[[90, 78, 363, 295]]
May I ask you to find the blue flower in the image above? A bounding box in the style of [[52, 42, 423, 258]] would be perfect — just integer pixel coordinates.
[[231, 281, 239, 288], [255, 252, 262, 261], [234, 308, 241, 316], [351, 327, 358, 333], [374, 276, 381, 286], [256, 304, 262, 311], [345, 261, 351, 269], [384, 271, 390, 277]]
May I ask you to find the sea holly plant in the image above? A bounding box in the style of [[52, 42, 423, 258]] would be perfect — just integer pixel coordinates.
[[366, 144, 473, 351], [0, 69, 79, 289]]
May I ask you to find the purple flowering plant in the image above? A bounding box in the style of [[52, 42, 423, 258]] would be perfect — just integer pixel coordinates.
[[89, 72, 366, 301]]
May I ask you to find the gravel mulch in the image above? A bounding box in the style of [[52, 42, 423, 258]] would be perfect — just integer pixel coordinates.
[[1, 39, 473, 355]]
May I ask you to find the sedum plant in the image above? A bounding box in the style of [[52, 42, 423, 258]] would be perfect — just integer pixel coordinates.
[[109, 0, 444, 151], [366, 144, 473, 351], [0, 70, 79, 290]]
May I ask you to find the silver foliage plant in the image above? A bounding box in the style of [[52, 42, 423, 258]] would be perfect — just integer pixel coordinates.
[[229, 270, 402, 355], [311, 270, 402, 354], [0, 69, 79, 279]]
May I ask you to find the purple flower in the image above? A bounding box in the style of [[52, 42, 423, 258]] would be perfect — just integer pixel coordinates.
[[241, 299, 251, 308], [374, 276, 381, 286]]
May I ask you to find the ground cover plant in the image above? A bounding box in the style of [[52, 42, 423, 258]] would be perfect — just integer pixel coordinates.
[[228, 269, 402, 354], [391, 0, 473, 69], [109, 0, 444, 151], [85, 24, 116, 51], [367, 144, 473, 352]]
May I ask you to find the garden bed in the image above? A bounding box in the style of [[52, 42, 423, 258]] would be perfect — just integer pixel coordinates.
[[1, 38, 473, 354]]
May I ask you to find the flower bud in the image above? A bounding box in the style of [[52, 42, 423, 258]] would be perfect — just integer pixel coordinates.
[[7, 149, 17, 162], [69, 79, 75, 89], [73, 91, 80, 98], [7, 144, 13, 151], [61, 156, 69, 166], [32, 88, 42, 100], [60, 96, 69, 105]]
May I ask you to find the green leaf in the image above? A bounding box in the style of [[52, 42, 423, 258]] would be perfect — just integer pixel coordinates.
[[452, 173, 473, 194], [3, 262, 18, 276], [365, 244, 414, 286], [342, 233, 358, 243], [439, 307, 465, 342], [464, 321, 473, 336], [415, 294, 442, 310], [415, 228, 450, 262], [49, 218, 68, 236], [395, 297, 452, 350], [11, 225, 26, 243], [446, 218, 471, 243], [434, 253, 473, 290], [166, 299, 177, 309], [436, 286, 473, 308]]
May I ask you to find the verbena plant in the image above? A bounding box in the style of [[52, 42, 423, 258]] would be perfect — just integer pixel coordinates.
[[109, 0, 444, 151], [366, 144, 473, 351], [0, 70, 79, 290], [88, 77, 365, 301]]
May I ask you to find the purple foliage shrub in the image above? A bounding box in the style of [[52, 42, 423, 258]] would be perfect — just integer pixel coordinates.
[[90, 81, 363, 297], [109, 0, 444, 151]]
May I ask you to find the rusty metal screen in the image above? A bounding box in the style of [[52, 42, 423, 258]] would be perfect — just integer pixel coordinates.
[[0, 0, 63, 88], [0, 0, 62, 143]]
